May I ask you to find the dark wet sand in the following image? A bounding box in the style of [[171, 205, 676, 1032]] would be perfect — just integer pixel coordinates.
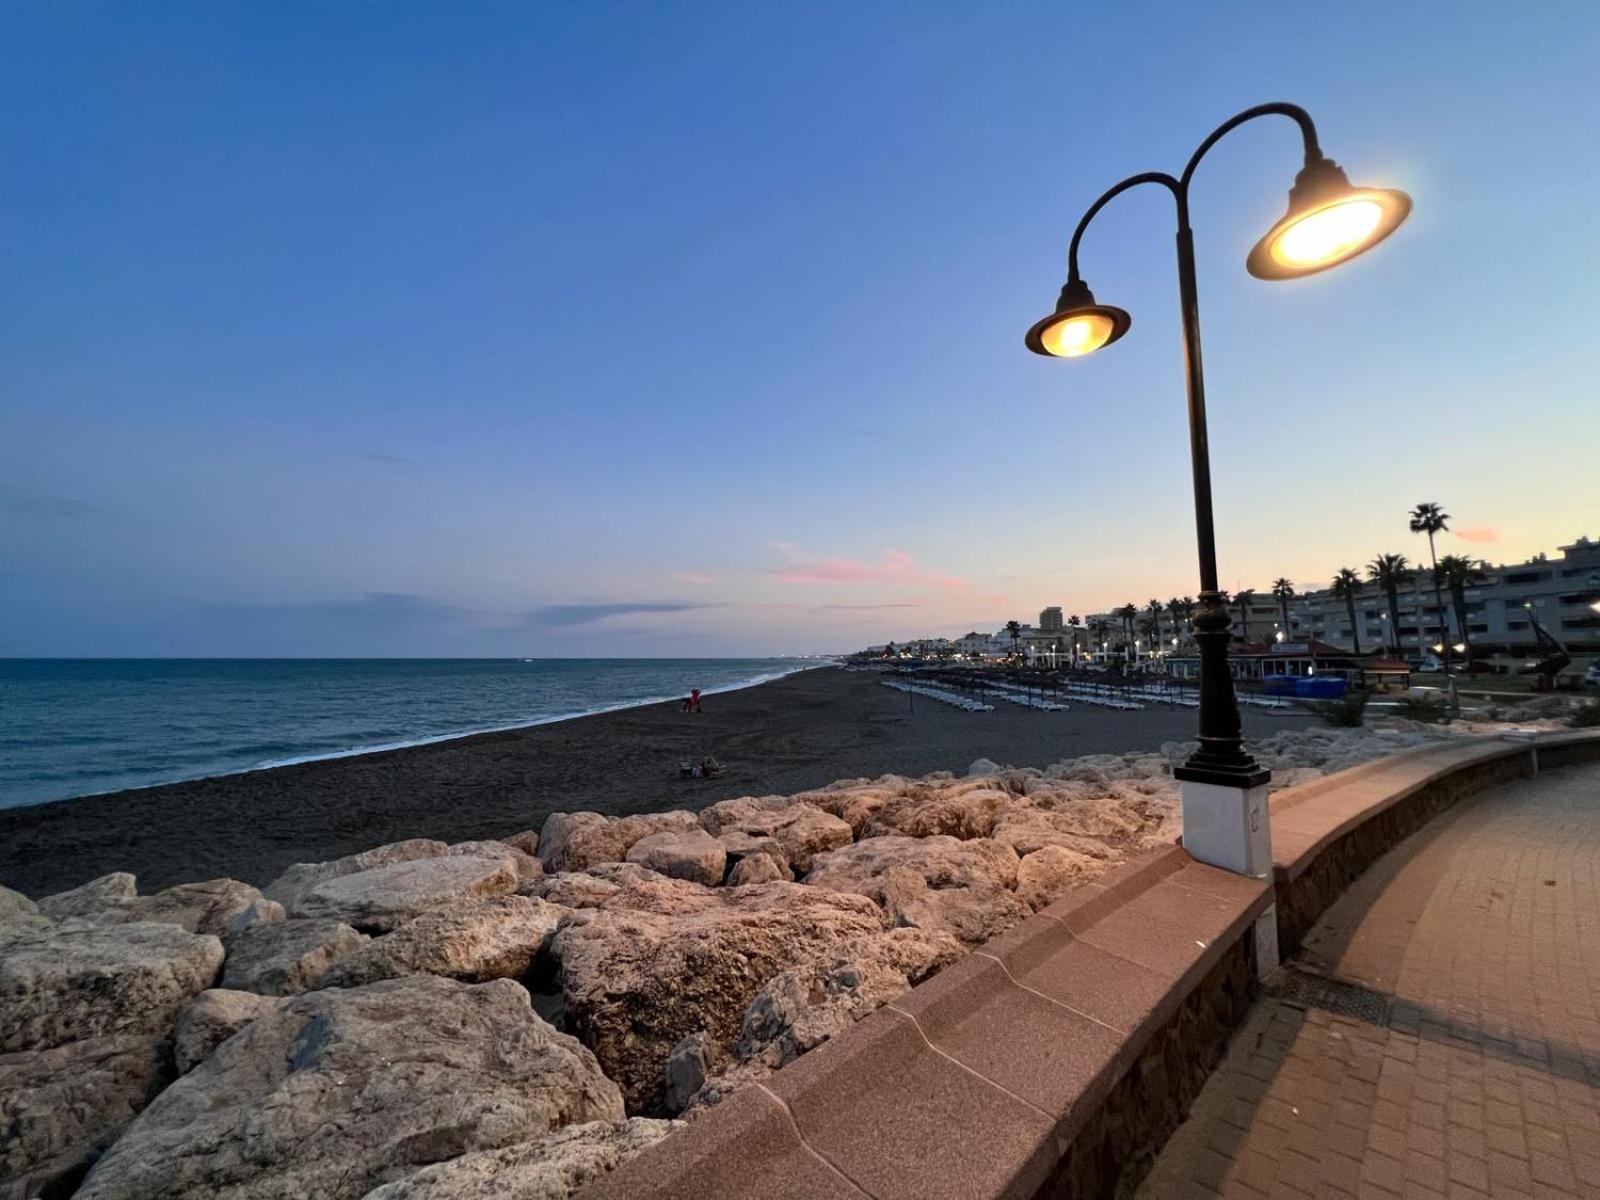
[[0, 667, 1309, 896]]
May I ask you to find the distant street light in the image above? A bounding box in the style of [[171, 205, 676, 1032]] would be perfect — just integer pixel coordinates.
[[1025, 102, 1410, 874]]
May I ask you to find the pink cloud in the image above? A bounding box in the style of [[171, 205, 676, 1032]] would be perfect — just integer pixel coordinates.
[[674, 571, 715, 585], [768, 546, 967, 590], [1454, 526, 1501, 544]]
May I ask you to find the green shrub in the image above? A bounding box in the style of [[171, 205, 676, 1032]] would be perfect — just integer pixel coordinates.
[[1311, 690, 1370, 727], [1570, 702, 1600, 728]]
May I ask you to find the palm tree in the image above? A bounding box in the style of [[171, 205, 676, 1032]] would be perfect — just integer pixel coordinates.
[[1147, 598, 1164, 656], [1003, 619, 1022, 663], [1233, 589, 1255, 643], [1436, 555, 1487, 675], [1165, 597, 1186, 648], [1271, 578, 1296, 640], [1067, 614, 1082, 664], [1331, 567, 1363, 654], [1367, 554, 1411, 654], [1409, 501, 1452, 664], [1114, 603, 1139, 665], [1088, 618, 1110, 661]]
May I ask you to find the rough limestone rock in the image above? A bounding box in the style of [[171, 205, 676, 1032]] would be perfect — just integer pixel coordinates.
[[0, 1034, 171, 1200], [221, 917, 369, 996], [262, 839, 450, 913], [663, 1032, 719, 1114], [624, 829, 726, 886], [540, 811, 701, 873], [989, 806, 1126, 860], [879, 868, 1031, 947], [862, 785, 1010, 840], [534, 872, 622, 909], [691, 928, 962, 1110], [806, 787, 896, 836], [319, 896, 570, 988], [0, 883, 39, 919], [967, 758, 1002, 777], [129, 878, 266, 937], [727, 852, 786, 886], [37, 872, 138, 922], [452, 840, 544, 887], [697, 803, 852, 874], [552, 877, 883, 1113], [76, 977, 625, 1200], [356, 1118, 681, 1200], [715, 828, 790, 871], [804, 835, 1021, 899], [695, 794, 794, 834], [503, 829, 540, 857], [0, 920, 223, 1053], [290, 853, 519, 932], [1015, 845, 1110, 912], [172, 988, 285, 1073], [225, 897, 286, 941]]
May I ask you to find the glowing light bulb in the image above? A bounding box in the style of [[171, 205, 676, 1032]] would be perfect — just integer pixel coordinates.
[[1270, 198, 1384, 268], [1040, 312, 1114, 357]]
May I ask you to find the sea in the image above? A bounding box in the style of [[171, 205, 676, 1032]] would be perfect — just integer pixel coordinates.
[[0, 658, 827, 810]]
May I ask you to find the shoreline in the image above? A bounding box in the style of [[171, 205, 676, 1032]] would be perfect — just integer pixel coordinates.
[[0, 667, 1312, 897], [10, 659, 832, 810]]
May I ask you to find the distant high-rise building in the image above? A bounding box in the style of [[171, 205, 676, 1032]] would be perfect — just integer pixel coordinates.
[[1039, 606, 1063, 633]]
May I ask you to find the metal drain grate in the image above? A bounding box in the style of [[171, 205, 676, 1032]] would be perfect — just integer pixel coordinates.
[[1273, 966, 1392, 1026]]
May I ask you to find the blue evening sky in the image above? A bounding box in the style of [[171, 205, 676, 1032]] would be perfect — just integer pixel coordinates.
[[3, 2, 1597, 656]]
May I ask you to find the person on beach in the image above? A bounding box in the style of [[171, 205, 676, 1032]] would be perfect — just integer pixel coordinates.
[[682, 687, 701, 713]]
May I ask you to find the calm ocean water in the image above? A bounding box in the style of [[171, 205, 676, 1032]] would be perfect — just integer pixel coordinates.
[[0, 658, 825, 809]]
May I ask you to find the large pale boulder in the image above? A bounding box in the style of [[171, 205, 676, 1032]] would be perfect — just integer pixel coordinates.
[[0, 920, 223, 1053], [0, 1034, 171, 1200], [878, 868, 1031, 947], [803, 835, 1021, 899], [690, 928, 962, 1111], [221, 918, 369, 996], [172, 988, 285, 1073], [37, 872, 137, 922], [357, 1118, 681, 1200], [0, 883, 39, 919], [698, 803, 851, 874], [795, 786, 897, 836], [451, 840, 544, 888], [695, 794, 793, 834], [319, 896, 570, 988], [1015, 845, 1112, 912], [225, 897, 286, 940], [726, 852, 786, 886], [532, 865, 663, 909], [262, 839, 450, 913], [862, 785, 1010, 840], [75, 977, 624, 1200], [130, 878, 266, 937], [551, 877, 883, 1113], [624, 830, 726, 886], [989, 806, 1125, 859], [540, 811, 700, 873], [289, 853, 520, 932]]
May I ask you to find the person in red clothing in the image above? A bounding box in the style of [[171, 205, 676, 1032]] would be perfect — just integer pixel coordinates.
[[690, 687, 702, 713]]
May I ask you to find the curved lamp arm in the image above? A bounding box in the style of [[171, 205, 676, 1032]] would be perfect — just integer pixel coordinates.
[[1179, 102, 1321, 193], [1065, 102, 1324, 278], [1066, 172, 1180, 283]]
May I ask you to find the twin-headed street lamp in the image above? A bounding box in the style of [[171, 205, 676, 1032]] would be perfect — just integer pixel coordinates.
[[1026, 102, 1410, 880]]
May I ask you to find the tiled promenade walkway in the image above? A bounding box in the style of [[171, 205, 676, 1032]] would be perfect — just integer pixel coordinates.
[[1139, 763, 1600, 1200]]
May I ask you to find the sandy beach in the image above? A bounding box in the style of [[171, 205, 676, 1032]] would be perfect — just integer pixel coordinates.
[[0, 666, 1310, 896]]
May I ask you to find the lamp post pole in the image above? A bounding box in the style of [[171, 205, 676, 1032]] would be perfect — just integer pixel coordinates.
[[1028, 103, 1410, 920]]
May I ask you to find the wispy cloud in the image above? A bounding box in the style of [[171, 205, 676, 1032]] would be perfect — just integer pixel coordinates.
[[1454, 526, 1501, 544], [1, 490, 101, 518], [817, 602, 920, 610], [519, 602, 709, 628], [674, 571, 715, 585], [768, 545, 967, 589]]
